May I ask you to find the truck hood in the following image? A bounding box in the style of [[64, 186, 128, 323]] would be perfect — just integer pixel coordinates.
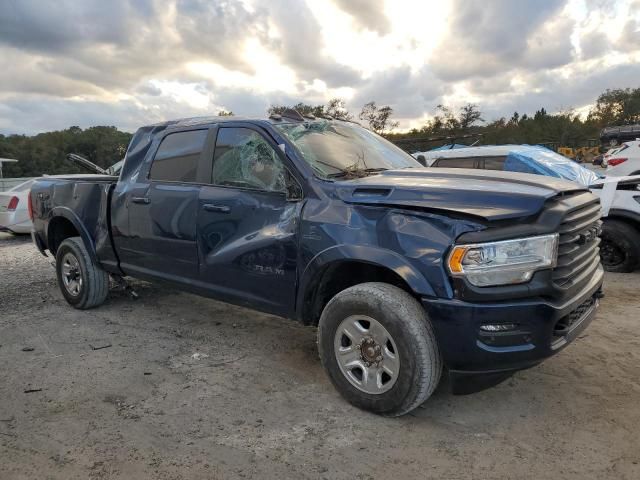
[[334, 168, 586, 221]]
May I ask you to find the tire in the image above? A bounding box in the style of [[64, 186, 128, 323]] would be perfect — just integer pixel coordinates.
[[55, 236, 109, 309], [318, 282, 442, 416], [600, 220, 640, 273]]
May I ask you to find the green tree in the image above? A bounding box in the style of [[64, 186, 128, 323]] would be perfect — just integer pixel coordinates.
[[588, 88, 640, 126], [0, 126, 132, 177]]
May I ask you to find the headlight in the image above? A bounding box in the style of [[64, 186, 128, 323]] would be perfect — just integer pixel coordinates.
[[447, 234, 559, 287]]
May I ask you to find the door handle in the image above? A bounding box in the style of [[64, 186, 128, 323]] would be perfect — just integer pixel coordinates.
[[131, 196, 150, 204], [203, 203, 231, 213]]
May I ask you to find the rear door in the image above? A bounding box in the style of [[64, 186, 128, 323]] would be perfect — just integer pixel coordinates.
[[118, 128, 211, 281], [196, 125, 301, 316]]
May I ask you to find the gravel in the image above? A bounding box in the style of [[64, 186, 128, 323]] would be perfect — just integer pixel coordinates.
[[1, 232, 639, 479]]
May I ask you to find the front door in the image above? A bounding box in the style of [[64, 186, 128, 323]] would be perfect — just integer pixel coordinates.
[[197, 126, 301, 316]]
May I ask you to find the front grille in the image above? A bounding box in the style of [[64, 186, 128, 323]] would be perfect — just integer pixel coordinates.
[[553, 295, 597, 338], [552, 199, 602, 290]]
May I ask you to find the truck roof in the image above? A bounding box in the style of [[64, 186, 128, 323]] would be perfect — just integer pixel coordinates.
[[144, 113, 341, 130]]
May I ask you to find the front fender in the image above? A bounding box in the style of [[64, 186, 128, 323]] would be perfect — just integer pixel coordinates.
[[296, 244, 438, 320], [48, 206, 99, 264]]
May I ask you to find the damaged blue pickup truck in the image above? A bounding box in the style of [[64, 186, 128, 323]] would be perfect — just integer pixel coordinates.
[[30, 112, 604, 416]]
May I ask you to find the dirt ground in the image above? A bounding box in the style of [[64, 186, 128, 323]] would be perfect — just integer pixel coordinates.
[[1, 232, 639, 480]]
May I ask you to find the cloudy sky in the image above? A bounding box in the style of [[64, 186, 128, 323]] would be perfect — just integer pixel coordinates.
[[0, 0, 639, 134]]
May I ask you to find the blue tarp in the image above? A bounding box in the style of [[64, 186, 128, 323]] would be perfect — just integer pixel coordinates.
[[429, 144, 601, 186], [502, 145, 600, 186]]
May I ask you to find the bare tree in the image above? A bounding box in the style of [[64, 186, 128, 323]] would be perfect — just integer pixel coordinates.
[[325, 98, 353, 120], [268, 103, 324, 117], [359, 101, 399, 135], [458, 104, 484, 130]]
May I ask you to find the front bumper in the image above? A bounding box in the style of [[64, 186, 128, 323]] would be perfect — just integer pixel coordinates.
[[422, 265, 604, 393]]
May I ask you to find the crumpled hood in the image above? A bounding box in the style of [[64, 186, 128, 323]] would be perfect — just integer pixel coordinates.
[[334, 168, 587, 221]]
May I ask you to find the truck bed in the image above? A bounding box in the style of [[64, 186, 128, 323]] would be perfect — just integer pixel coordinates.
[[31, 175, 120, 271]]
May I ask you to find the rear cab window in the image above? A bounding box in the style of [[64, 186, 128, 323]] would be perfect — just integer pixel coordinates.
[[149, 129, 208, 182]]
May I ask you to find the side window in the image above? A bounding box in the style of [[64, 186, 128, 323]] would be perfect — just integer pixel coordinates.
[[504, 157, 541, 175], [212, 128, 286, 193], [482, 156, 507, 170], [432, 157, 477, 168], [149, 130, 207, 182]]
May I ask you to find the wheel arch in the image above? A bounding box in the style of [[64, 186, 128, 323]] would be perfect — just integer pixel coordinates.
[[47, 207, 98, 264], [296, 245, 436, 325]]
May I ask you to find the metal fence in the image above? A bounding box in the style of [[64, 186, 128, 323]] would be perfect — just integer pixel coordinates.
[[0, 178, 34, 192]]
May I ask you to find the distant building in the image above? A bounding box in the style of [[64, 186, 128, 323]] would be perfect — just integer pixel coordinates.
[[0, 158, 18, 178]]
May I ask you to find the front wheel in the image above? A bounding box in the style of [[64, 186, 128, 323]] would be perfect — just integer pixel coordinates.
[[318, 282, 442, 416], [55, 236, 109, 309]]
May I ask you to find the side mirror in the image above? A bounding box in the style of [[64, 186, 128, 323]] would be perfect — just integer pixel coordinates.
[[416, 155, 427, 167], [285, 170, 303, 201]]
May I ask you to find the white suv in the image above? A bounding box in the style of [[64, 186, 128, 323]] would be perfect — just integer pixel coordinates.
[[605, 140, 640, 176], [414, 145, 640, 272]]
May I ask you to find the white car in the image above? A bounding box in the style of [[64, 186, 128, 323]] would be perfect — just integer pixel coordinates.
[[601, 146, 620, 168], [413, 145, 640, 272], [604, 140, 640, 176], [0, 179, 34, 234], [0, 157, 124, 236]]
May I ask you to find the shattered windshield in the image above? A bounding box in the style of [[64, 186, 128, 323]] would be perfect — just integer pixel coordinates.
[[275, 121, 420, 179]]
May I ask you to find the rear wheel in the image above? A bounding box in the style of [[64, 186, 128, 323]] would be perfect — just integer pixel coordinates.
[[318, 282, 442, 416], [55, 236, 109, 309], [600, 220, 640, 272]]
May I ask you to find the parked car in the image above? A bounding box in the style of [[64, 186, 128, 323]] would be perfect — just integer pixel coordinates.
[[415, 144, 640, 272], [30, 114, 603, 416], [0, 179, 35, 233], [0, 158, 123, 235], [600, 124, 640, 146], [601, 146, 623, 168], [592, 154, 604, 166], [604, 140, 640, 177]]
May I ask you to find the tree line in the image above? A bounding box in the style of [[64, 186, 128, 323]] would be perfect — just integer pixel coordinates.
[[1, 87, 638, 177], [270, 87, 640, 151], [0, 126, 132, 178]]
